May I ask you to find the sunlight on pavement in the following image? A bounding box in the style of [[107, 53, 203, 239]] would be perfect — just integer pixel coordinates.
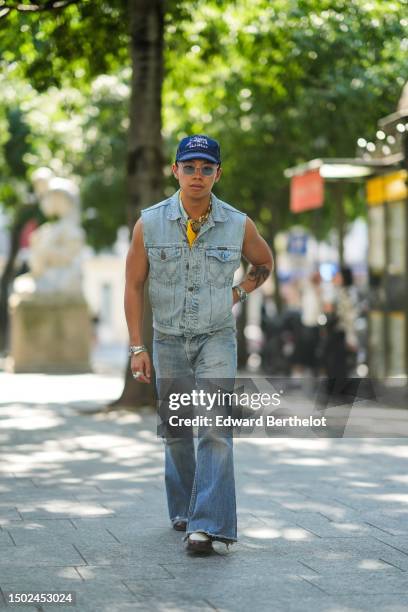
[[0, 373, 123, 404], [243, 526, 312, 540], [0, 404, 63, 430]]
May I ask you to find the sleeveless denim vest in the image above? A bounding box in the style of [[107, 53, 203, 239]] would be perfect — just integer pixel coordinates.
[[141, 190, 246, 336]]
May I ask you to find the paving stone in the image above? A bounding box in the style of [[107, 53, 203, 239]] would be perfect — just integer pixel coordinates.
[[228, 536, 408, 574], [126, 573, 328, 610], [6, 522, 119, 547], [361, 512, 408, 536], [71, 516, 169, 533], [71, 488, 144, 502], [0, 566, 80, 592], [0, 529, 14, 546], [0, 489, 80, 504], [17, 499, 115, 520], [99, 521, 182, 543], [0, 507, 22, 524], [5, 518, 77, 534], [94, 481, 158, 493], [76, 563, 174, 582], [320, 594, 408, 612], [83, 499, 152, 517], [371, 535, 408, 569], [37, 484, 104, 497], [74, 541, 188, 565], [0, 477, 36, 491], [236, 512, 272, 528], [303, 570, 408, 595], [0, 544, 85, 567], [293, 511, 389, 538], [161, 556, 305, 579]]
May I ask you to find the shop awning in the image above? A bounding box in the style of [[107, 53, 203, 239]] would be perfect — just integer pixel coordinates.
[[284, 156, 404, 213]]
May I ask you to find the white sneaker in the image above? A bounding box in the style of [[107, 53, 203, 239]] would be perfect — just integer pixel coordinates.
[[189, 531, 210, 542]]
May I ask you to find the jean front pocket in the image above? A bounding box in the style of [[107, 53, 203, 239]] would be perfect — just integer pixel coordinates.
[[205, 247, 240, 289], [153, 329, 174, 343], [148, 246, 182, 284]]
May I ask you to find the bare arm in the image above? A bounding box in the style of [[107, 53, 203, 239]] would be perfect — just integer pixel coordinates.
[[124, 218, 151, 383], [234, 217, 274, 303]]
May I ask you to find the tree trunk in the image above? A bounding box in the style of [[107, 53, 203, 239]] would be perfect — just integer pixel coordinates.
[[270, 228, 282, 314], [236, 300, 248, 370], [333, 183, 345, 268], [0, 213, 25, 353], [269, 202, 283, 314], [110, 0, 165, 409]]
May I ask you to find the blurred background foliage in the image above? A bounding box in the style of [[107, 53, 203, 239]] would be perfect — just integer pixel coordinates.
[[0, 0, 407, 249]]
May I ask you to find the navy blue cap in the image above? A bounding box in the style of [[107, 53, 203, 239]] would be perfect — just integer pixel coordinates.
[[176, 134, 221, 164]]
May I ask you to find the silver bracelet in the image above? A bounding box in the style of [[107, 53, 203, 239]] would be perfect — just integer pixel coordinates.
[[129, 344, 148, 357], [233, 285, 248, 303]]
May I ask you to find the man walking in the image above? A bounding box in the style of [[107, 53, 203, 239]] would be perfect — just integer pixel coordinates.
[[124, 134, 273, 553]]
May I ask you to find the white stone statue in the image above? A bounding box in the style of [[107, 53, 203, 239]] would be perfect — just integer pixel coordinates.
[[14, 168, 86, 295], [397, 81, 408, 112]]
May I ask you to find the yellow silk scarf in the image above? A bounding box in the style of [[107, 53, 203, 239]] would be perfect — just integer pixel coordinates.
[[186, 219, 198, 247]]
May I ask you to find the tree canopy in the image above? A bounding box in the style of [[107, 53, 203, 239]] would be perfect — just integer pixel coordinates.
[[164, 0, 408, 236], [1, 0, 407, 247]]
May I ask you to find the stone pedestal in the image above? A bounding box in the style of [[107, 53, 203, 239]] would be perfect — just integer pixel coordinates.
[[7, 292, 92, 373]]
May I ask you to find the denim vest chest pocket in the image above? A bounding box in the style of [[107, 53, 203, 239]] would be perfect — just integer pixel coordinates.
[[205, 247, 241, 288], [148, 246, 182, 284]]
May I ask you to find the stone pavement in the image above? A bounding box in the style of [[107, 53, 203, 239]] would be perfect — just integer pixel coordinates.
[[1, 371, 408, 611]]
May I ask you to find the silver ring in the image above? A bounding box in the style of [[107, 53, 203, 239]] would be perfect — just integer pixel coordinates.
[[132, 371, 142, 379]]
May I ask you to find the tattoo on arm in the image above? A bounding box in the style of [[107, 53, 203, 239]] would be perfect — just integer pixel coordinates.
[[247, 265, 270, 288]]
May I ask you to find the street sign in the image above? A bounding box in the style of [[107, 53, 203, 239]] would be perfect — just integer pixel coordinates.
[[287, 232, 308, 255], [290, 168, 324, 213]]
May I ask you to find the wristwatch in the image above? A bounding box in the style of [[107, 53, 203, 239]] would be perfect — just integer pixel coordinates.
[[129, 344, 148, 357], [233, 285, 248, 303]]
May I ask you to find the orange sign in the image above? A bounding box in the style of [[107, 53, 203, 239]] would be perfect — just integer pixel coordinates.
[[290, 169, 324, 213]]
